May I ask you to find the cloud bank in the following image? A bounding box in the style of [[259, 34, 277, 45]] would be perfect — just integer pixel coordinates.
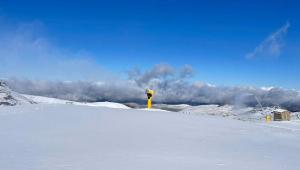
[[246, 22, 290, 59], [6, 64, 300, 112]]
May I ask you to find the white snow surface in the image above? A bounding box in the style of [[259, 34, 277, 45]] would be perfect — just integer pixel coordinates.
[[182, 104, 235, 116], [182, 105, 252, 118], [24, 94, 130, 109], [80, 101, 131, 109], [1, 104, 300, 170], [181, 104, 296, 121], [138, 108, 169, 112], [24, 94, 73, 104]]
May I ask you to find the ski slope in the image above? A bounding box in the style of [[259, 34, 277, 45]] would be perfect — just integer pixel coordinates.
[[24, 94, 131, 109], [1, 104, 300, 170]]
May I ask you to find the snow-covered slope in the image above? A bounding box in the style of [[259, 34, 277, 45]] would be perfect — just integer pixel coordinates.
[[24, 94, 131, 109], [181, 104, 298, 121], [0, 81, 35, 106], [0, 104, 299, 170], [153, 103, 191, 111], [24, 94, 74, 104], [80, 101, 131, 109], [182, 104, 235, 116]]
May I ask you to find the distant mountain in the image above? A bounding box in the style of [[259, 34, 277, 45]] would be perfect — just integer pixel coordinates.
[[0, 80, 35, 106]]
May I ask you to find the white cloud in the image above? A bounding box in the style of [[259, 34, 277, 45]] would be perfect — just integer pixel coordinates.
[[0, 20, 111, 81], [5, 64, 300, 112], [245, 22, 290, 59]]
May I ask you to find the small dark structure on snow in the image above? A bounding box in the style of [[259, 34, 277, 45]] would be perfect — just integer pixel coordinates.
[[273, 109, 291, 121]]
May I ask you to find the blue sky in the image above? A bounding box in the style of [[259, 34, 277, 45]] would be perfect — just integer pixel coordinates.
[[0, 0, 300, 88]]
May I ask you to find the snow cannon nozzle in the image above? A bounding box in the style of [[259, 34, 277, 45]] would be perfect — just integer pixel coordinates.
[[146, 89, 154, 99]]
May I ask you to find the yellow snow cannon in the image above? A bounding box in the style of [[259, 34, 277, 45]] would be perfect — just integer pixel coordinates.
[[145, 89, 154, 109], [266, 114, 272, 123]]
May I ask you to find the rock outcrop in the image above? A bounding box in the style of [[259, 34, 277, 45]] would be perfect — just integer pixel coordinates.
[[0, 80, 35, 106]]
